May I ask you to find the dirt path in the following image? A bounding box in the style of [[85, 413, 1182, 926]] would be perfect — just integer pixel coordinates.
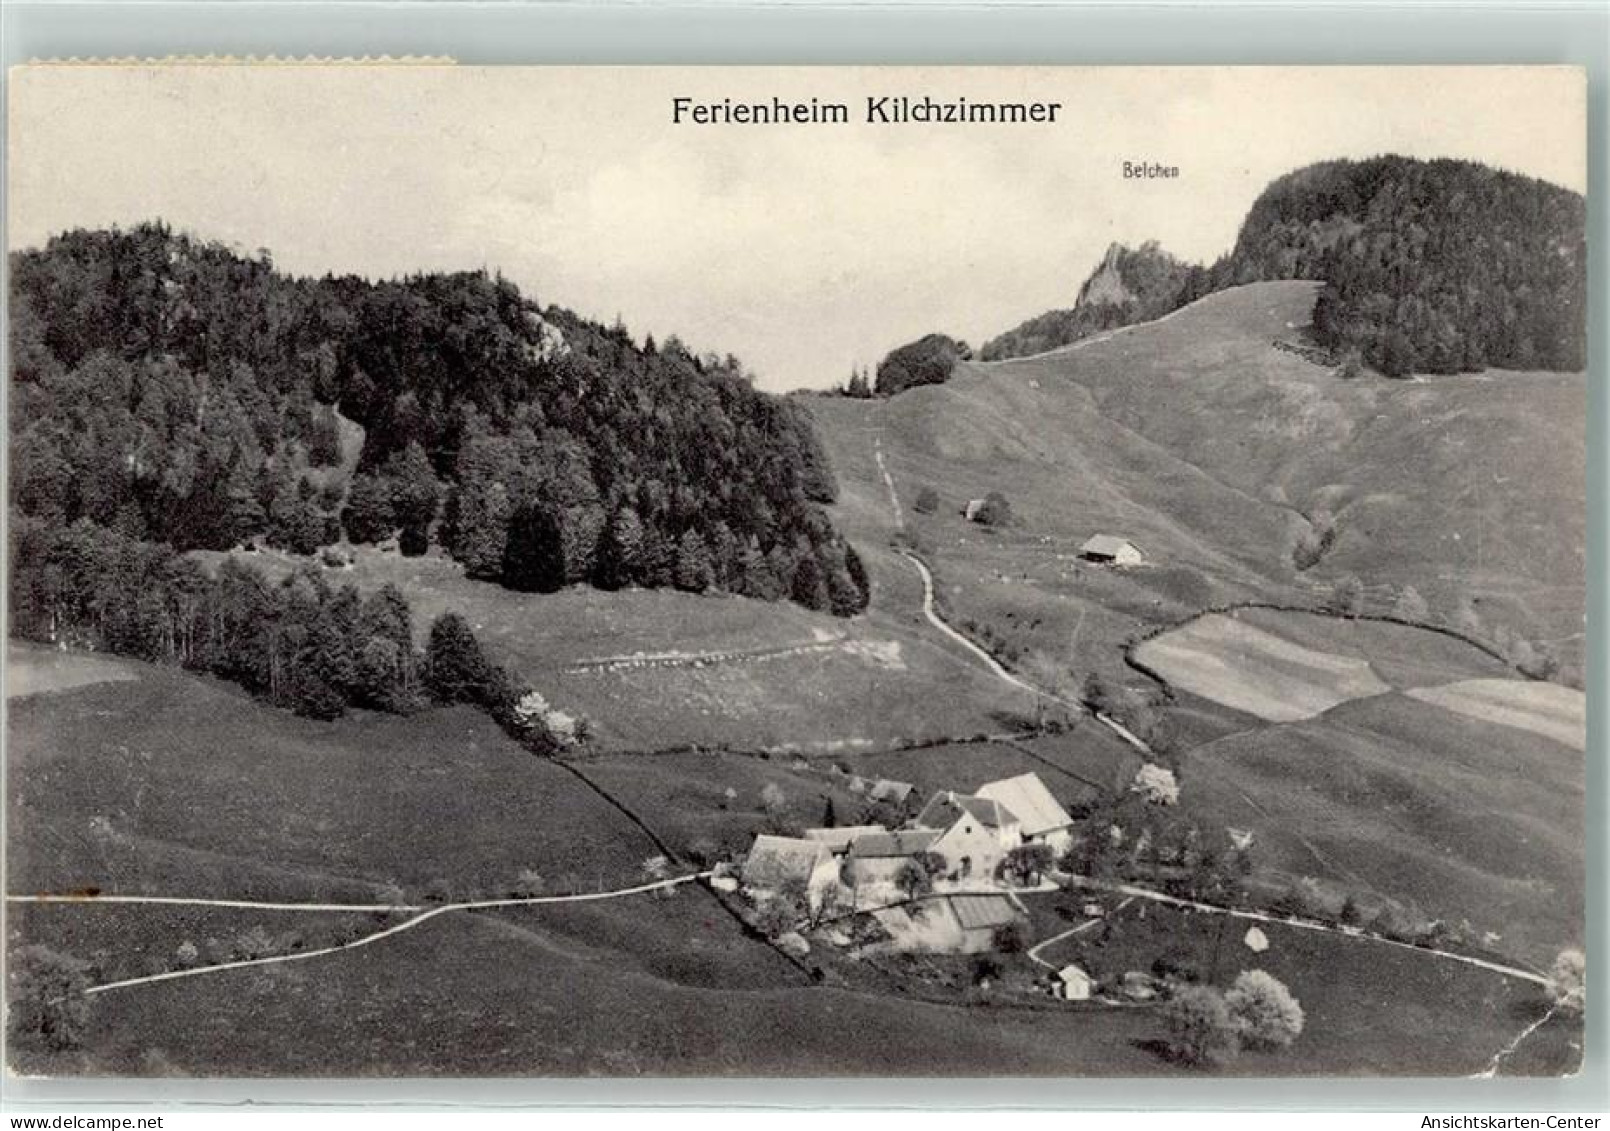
[[16, 873, 710, 999], [7, 893, 422, 913], [898, 549, 1067, 708], [1026, 896, 1135, 969], [873, 434, 905, 532]]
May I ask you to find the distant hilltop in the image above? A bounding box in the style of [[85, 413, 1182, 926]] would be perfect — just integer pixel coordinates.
[[943, 155, 1584, 380]]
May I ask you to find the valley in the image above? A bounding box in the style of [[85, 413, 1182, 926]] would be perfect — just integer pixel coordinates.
[[7, 279, 1586, 1078]]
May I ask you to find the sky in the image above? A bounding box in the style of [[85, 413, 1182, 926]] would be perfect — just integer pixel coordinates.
[[8, 65, 1587, 392]]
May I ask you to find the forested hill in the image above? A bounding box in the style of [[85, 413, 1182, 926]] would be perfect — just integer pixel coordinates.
[[9, 223, 867, 616], [978, 156, 1587, 376], [980, 241, 1211, 361]]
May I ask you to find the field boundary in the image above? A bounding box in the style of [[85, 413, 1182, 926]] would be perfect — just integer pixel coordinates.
[[1123, 601, 1520, 693]]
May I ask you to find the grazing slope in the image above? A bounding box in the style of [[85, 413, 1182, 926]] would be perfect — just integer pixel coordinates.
[[810, 280, 1584, 970], [921, 281, 1584, 678]]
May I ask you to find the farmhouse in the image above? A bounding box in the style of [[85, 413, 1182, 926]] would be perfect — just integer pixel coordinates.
[[1079, 534, 1145, 566], [963, 498, 987, 521], [845, 829, 941, 888], [914, 791, 1023, 882], [740, 835, 840, 910], [1054, 964, 1094, 1001], [975, 773, 1075, 855]]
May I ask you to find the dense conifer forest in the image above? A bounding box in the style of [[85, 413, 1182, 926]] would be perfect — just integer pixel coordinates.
[[973, 156, 1588, 376], [9, 222, 867, 619]]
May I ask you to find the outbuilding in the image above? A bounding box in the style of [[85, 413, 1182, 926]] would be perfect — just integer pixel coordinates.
[[1054, 964, 1094, 1001], [1079, 535, 1145, 566]]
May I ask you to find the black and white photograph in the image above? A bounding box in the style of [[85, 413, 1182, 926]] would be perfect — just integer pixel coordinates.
[[2, 64, 1589, 1078]]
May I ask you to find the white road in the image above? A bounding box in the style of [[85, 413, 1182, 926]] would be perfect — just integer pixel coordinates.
[[14, 873, 710, 999], [1065, 876, 1550, 987], [898, 548, 1073, 709]]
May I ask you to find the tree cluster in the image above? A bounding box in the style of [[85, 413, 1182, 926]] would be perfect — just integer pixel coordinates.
[[1160, 970, 1305, 1066], [10, 223, 865, 616], [873, 333, 973, 397], [8, 514, 542, 727]]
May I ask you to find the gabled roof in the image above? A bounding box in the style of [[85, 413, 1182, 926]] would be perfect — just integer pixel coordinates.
[[847, 829, 941, 860], [948, 893, 1025, 932], [1057, 964, 1093, 984], [803, 825, 887, 852], [741, 835, 833, 890], [1080, 534, 1143, 558], [975, 773, 1074, 838], [869, 779, 915, 804], [914, 790, 1019, 832]]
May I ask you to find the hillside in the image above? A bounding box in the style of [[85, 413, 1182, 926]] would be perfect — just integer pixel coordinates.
[[863, 282, 1584, 679], [9, 223, 864, 616], [979, 156, 1586, 374], [810, 277, 1584, 971]]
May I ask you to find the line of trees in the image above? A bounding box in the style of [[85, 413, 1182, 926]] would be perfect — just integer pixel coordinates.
[[9, 223, 866, 616], [9, 514, 529, 726]]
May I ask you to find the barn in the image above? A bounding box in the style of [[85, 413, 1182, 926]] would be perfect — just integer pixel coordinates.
[[844, 828, 942, 889], [975, 772, 1076, 855], [1079, 535, 1145, 566], [740, 835, 841, 910]]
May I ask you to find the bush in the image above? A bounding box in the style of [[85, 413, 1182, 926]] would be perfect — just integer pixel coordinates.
[[1551, 948, 1585, 1013], [1160, 983, 1241, 1066], [6, 945, 93, 1052], [1225, 970, 1305, 1050], [511, 869, 547, 898], [1152, 948, 1202, 985], [973, 491, 1012, 527], [1328, 574, 1365, 617], [992, 921, 1029, 954]]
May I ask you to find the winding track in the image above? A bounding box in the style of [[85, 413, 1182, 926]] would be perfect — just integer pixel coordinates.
[[9, 873, 710, 998]]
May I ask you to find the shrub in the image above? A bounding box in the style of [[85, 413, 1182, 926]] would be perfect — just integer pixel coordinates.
[[1225, 970, 1305, 1050], [7, 945, 93, 1051], [1328, 574, 1365, 617], [1336, 346, 1365, 381], [233, 924, 277, 961], [754, 897, 801, 940], [1160, 983, 1241, 1066], [1152, 948, 1202, 985], [973, 955, 1004, 986], [992, 921, 1029, 955], [973, 491, 1012, 527], [511, 869, 547, 898], [1551, 948, 1585, 1013], [1393, 585, 1430, 623]]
